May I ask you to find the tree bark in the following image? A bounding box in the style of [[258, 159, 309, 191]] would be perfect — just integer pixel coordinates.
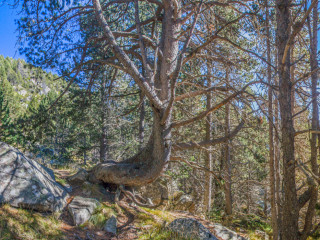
[[91, 0, 180, 187], [275, 68, 282, 239], [100, 73, 109, 163], [276, 1, 299, 239], [139, 93, 145, 151], [266, 2, 278, 238], [224, 70, 232, 216], [203, 67, 213, 213], [90, 111, 172, 186], [301, 2, 319, 239]]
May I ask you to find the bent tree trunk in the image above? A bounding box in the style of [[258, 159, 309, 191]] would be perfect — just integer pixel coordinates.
[[90, 112, 171, 186], [90, 0, 180, 187]]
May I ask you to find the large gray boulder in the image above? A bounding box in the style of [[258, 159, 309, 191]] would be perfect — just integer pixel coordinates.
[[168, 218, 218, 240], [0, 142, 69, 212], [68, 196, 101, 226]]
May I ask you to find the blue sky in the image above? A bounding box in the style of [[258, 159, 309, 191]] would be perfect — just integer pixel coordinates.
[[0, 3, 22, 59], [0, 3, 319, 62]]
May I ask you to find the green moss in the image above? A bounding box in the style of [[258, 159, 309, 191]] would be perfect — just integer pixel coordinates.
[[229, 214, 271, 238], [139, 225, 198, 240], [141, 208, 175, 222], [136, 209, 196, 240]]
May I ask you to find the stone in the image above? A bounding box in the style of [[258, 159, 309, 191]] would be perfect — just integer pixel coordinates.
[[0, 142, 68, 212], [212, 224, 247, 240], [68, 196, 100, 226], [42, 165, 56, 181], [104, 216, 117, 235], [67, 168, 88, 183], [168, 218, 218, 240], [63, 184, 73, 193]]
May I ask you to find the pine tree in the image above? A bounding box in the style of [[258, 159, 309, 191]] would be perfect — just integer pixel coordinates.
[[0, 83, 12, 142]]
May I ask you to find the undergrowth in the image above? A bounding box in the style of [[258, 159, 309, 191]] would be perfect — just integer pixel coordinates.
[[208, 208, 272, 239], [0, 204, 64, 240], [83, 203, 118, 229]]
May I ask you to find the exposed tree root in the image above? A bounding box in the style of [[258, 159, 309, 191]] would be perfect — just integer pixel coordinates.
[[119, 185, 167, 209]]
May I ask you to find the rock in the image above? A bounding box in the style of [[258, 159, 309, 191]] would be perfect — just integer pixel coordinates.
[[63, 184, 73, 193], [68, 196, 100, 226], [67, 168, 88, 183], [42, 165, 56, 181], [104, 216, 117, 235], [0, 142, 68, 212], [168, 218, 218, 240], [212, 224, 247, 240]]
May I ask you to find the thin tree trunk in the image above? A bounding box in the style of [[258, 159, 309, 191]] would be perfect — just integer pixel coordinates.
[[274, 54, 282, 238], [266, 2, 278, 238], [246, 161, 251, 214], [301, 2, 319, 239], [139, 93, 145, 151], [274, 82, 282, 238], [204, 67, 213, 213], [224, 70, 232, 216], [276, 1, 299, 239], [83, 135, 87, 165], [290, 47, 295, 118], [100, 74, 108, 163]]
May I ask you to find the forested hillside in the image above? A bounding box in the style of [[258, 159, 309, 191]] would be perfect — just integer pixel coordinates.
[[0, 55, 146, 166], [0, 0, 320, 239]]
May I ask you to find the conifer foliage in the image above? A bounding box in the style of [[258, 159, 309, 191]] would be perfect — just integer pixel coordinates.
[[0, 82, 11, 142]]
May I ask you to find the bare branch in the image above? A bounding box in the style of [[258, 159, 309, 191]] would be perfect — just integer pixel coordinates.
[[173, 119, 245, 150], [171, 81, 258, 128]]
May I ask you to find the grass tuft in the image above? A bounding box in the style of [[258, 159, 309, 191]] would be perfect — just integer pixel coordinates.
[[0, 204, 64, 240]]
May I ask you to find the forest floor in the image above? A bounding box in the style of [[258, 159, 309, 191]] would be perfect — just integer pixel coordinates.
[[0, 169, 261, 240]]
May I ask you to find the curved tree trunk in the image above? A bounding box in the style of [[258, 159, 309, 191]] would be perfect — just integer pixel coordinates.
[[90, 0, 180, 187], [90, 109, 172, 186]]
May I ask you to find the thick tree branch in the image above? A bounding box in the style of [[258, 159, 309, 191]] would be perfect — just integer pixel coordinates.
[[173, 119, 245, 150], [298, 189, 311, 209], [92, 0, 163, 109]]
